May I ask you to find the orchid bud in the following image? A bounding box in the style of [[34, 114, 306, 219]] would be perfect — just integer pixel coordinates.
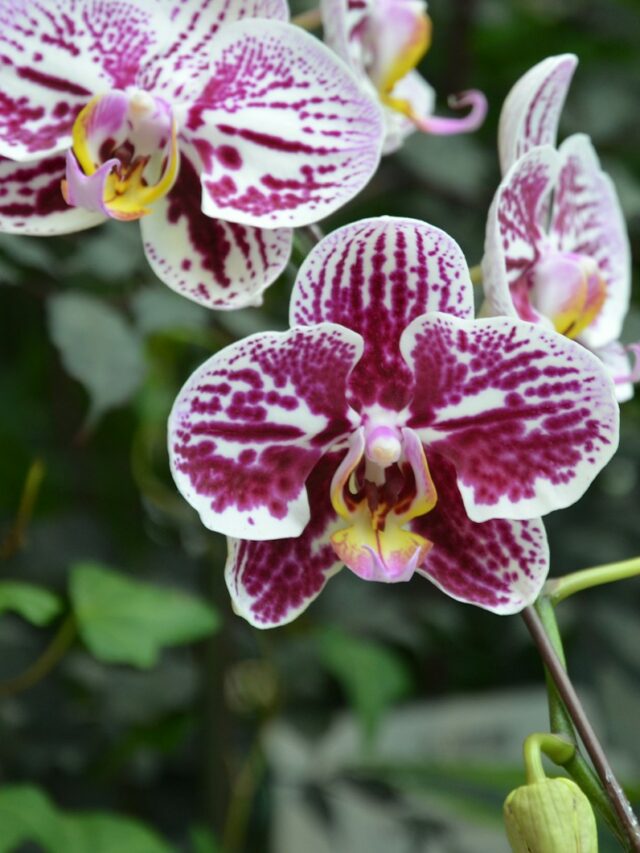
[[504, 776, 598, 852]]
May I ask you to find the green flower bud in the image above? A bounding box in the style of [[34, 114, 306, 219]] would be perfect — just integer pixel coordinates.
[[504, 776, 598, 852]]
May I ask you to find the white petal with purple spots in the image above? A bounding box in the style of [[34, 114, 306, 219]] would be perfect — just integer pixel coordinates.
[[402, 312, 619, 522], [141, 150, 292, 309], [0, 154, 104, 234], [498, 53, 577, 173], [184, 19, 384, 227], [225, 453, 344, 628], [169, 325, 363, 540], [0, 0, 169, 160], [551, 134, 631, 351]]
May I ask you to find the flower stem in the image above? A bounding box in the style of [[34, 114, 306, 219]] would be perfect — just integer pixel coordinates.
[[0, 615, 76, 699], [291, 7, 322, 30], [0, 459, 45, 560], [522, 606, 640, 850], [546, 557, 640, 605], [523, 732, 575, 784]]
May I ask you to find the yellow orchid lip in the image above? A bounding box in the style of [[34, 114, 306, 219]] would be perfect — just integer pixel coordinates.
[[329, 427, 437, 582], [531, 252, 607, 340], [62, 90, 179, 221]]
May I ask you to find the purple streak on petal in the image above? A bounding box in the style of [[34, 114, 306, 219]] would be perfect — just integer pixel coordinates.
[[169, 324, 363, 539], [140, 0, 289, 103], [413, 453, 549, 614], [62, 150, 117, 216], [498, 54, 578, 173], [226, 452, 344, 628], [291, 217, 473, 412], [184, 18, 383, 227], [482, 146, 558, 322], [402, 313, 619, 521], [551, 134, 631, 351], [416, 90, 487, 135], [141, 150, 292, 309], [0, 0, 166, 159], [0, 153, 103, 234]]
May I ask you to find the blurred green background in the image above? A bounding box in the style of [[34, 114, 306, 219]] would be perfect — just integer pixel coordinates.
[[1, 0, 640, 850]]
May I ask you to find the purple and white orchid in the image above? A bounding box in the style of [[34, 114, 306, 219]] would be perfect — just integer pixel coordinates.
[[168, 216, 619, 628], [483, 55, 637, 401], [0, 0, 384, 309], [320, 0, 487, 154]]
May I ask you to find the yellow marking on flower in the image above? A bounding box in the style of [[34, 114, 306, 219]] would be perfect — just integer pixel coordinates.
[[378, 12, 432, 117], [70, 96, 179, 221]]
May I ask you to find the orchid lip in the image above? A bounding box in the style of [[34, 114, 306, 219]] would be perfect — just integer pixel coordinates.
[[62, 89, 180, 221]]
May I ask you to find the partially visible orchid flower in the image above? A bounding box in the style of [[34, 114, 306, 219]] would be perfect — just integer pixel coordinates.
[[321, 0, 487, 153], [0, 0, 384, 309], [168, 217, 618, 628], [483, 55, 636, 401]]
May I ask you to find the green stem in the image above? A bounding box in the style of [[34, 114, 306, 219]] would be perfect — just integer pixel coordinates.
[[469, 264, 483, 285], [0, 459, 45, 560], [523, 733, 575, 784], [524, 605, 638, 849], [291, 7, 322, 29], [546, 557, 640, 605], [0, 615, 76, 699], [221, 736, 265, 853]]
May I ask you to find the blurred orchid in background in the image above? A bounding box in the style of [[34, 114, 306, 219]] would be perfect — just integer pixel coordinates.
[[483, 55, 638, 401], [321, 0, 487, 153], [0, 0, 384, 308], [168, 216, 619, 627]]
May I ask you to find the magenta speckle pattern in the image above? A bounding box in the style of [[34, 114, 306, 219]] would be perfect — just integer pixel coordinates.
[[0, 153, 103, 233], [139, 0, 288, 102], [226, 452, 344, 627], [170, 325, 362, 536], [291, 217, 473, 411], [403, 313, 619, 517], [413, 453, 548, 613], [141, 152, 292, 309], [0, 0, 161, 157], [184, 19, 383, 226]]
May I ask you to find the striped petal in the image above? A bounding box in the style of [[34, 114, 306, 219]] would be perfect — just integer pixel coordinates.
[[482, 146, 558, 322], [551, 134, 631, 351], [414, 453, 549, 614], [498, 54, 578, 174], [0, 154, 104, 235], [169, 325, 363, 540], [0, 0, 168, 160], [225, 453, 343, 628], [184, 19, 384, 228], [402, 312, 619, 522], [291, 217, 473, 412], [140, 149, 292, 309], [139, 0, 289, 103]]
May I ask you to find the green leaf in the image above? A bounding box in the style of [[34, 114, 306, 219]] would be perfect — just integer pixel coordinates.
[[47, 293, 146, 424], [190, 824, 222, 853], [0, 581, 63, 626], [70, 561, 220, 668], [131, 288, 208, 336], [316, 626, 412, 743], [0, 785, 173, 853]]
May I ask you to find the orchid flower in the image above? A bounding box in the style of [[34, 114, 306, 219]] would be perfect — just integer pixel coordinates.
[[168, 217, 618, 628], [0, 0, 384, 309], [320, 0, 487, 154], [483, 55, 637, 401]]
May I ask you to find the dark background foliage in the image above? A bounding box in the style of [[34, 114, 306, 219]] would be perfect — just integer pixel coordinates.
[[1, 0, 640, 850]]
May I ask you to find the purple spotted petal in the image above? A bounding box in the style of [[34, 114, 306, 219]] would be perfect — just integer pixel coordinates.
[[291, 217, 474, 412], [401, 312, 619, 521], [413, 453, 549, 614], [498, 54, 578, 173], [0, 154, 104, 234], [0, 0, 168, 160], [225, 452, 344, 628], [482, 146, 558, 322], [139, 0, 289, 103], [551, 134, 631, 351], [140, 149, 292, 309], [169, 324, 363, 540], [184, 19, 383, 227]]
